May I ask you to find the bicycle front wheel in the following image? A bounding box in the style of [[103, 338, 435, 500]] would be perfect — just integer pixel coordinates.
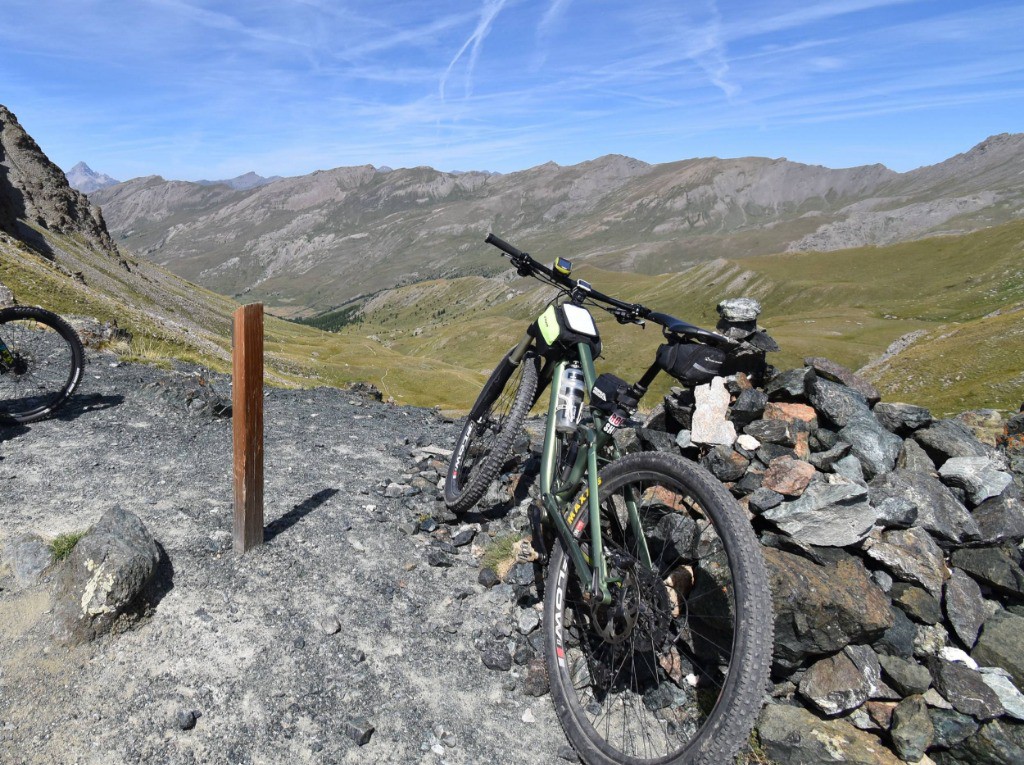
[[444, 348, 539, 514], [0, 306, 85, 424], [544, 451, 772, 765]]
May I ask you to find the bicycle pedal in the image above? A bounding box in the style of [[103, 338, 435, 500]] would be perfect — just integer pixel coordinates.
[[515, 538, 540, 564]]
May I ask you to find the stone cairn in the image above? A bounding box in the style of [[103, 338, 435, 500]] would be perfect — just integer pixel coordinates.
[[396, 336, 1024, 763], [630, 357, 1024, 764]]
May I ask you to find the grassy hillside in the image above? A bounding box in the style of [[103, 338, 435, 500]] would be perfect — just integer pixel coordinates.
[[0, 228, 487, 411], [328, 220, 1024, 415], [4, 218, 1020, 416]]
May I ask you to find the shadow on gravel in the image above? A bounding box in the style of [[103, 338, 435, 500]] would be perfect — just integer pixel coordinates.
[[265, 488, 339, 543], [54, 393, 125, 421], [127, 542, 175, 621], [0, 421, 30, 443]]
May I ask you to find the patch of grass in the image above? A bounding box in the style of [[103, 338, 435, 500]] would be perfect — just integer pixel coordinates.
[[481, 533, 522, 578], [734, 730, 774, 764], [51, 531, 87, 561]]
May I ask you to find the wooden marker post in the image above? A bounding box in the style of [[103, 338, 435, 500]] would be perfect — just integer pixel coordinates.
[[233, 303, 264, 553]]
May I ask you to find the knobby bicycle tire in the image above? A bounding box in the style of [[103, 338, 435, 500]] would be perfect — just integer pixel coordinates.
[[0, 306, 85, 424], [543, 451, 773, 765], [444, 349, 539, 514]]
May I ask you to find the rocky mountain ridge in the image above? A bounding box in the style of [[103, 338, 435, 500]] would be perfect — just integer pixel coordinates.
[[92, 135, 1024, 312], [0, 106, 117, 257]]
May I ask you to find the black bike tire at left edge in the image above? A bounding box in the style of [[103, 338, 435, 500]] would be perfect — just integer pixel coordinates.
[[0, 305, 85, 424], [444, 348, 539, 515]]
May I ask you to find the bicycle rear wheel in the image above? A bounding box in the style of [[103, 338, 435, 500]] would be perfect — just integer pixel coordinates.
[[544, 451, 772, 765], [444, 348, 539, 514], [0, 306, 85, 424]]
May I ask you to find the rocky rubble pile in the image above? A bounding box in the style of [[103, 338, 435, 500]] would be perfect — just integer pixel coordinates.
[[395, 356, 1024, 764], [630, 359, 1024, 763]]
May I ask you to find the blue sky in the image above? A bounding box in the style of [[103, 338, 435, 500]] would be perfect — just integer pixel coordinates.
[[3, 0, 1022, 181]]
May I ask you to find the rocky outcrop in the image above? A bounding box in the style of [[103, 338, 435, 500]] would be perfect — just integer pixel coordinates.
[[0, 104, 117, 255], [50, 506, 161, 645]]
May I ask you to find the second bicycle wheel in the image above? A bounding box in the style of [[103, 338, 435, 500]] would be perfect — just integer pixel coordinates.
[[444, 348, 539, 514], [544, 451, 773, 765], [0, 306, 85, 424]]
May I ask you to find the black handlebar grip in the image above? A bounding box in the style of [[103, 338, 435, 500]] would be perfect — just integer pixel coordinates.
[[485, 233, 524, 259]]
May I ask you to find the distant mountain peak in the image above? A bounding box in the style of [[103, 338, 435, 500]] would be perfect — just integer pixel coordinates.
[[65, 161, 120, 194]]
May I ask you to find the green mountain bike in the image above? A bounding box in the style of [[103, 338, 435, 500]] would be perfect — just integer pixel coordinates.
[[445, 234, 773, 765]]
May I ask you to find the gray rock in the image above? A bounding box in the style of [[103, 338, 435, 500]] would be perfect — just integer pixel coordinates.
[[862, 526, 947, 598], [973, 611, 1024, 689], [929, 658, 1004, 720], [765, 548, 893, 669], [951, 546, 1024, 598], [717, 297, 761, 322], [637, 427, 677, 453], [868, 470, 980, 545], [945, 568, 988, 649], [744, 417, 794, 445], [833, 454, 867, 484], [874, 402, 933, 435], [799, 647, 878, 715], [929, 708, 979, 750], [938, 719, 1024, 765], [673, 429, 692, 450], [51, 506, 160, 646], [805, 357, 881, 405], [764, 368, 812, 400], [809, 441, 852, 471], [813, 427, 841, 450], [897, 438, 937, 474], [978, 669, 1024, 721], [748, 487, 784, 514], [872, 496, 918, 528], [730, 387, 767, 426], [915, 419, 990, 463], [5, 533, 55, 587], [972, 490, 1024, 545], [890, 582, 942, 625], [808, 377, 872, 428], [878, 654, 932, 696], [699, 445, 749, 482], [890, 695, 933, 762], [757, 703, 904, 765], [838, 416, 903, 480], [176, 710, 198, 731], [481, 644, 513, 671], [757, 442, 798, 464], [874, 607, 918, 659], [762, 477, 878, 547], [344, 717, 375, 746], [940, 457, 1014, 507]]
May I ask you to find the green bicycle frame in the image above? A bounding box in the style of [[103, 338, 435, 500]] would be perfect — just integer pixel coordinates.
[[513, 334, 655, 605]]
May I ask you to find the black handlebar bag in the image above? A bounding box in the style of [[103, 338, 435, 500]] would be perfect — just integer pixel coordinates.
[[655, 342, 727, 386]]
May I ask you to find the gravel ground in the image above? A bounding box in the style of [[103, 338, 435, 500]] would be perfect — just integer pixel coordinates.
[[0, 351, 570, 764]]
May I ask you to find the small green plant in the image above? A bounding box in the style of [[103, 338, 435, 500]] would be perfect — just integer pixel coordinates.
[[480, 533, 522, 577], [51, 531, 87, 561]]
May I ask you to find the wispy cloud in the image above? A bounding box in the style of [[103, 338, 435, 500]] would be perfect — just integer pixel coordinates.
[[440, 0, 508, 101]]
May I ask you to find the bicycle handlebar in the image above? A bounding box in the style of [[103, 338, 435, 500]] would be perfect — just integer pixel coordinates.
[[484, 233, 738, 348]]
